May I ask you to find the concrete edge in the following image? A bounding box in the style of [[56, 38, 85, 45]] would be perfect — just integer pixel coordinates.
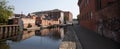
[[71, 25, 83, 49]]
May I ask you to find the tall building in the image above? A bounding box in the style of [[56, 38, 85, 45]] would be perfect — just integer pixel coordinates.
[[78, 0, 120, 42]]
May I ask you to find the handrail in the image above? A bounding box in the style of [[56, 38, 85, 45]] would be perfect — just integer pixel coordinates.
[[0, 25, 19, 27]]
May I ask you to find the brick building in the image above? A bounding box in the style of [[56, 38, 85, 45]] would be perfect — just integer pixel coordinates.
[[35, 14, 60, 27], [21, 14, 37, 28], [32, 9, 73, 24], [64, 12, 73, 23], [78, 0, 120, 42]]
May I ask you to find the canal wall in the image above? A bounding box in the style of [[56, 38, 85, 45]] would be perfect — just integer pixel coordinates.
[[59, 26, 82, 49], [0, 25, 19, 40]]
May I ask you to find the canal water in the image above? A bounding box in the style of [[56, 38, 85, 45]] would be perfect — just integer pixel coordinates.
[[0, 27, 66, 49]]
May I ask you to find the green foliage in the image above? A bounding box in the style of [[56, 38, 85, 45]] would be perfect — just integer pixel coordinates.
[[0, 0, 14, 24], [77, 14, 80, 20], [27, 23, 32, 28], [64, 16, 69, 24], [64, 16, 68, 21]]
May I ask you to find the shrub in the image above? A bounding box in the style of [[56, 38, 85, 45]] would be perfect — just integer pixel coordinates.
[[27, 23, 32, 28]]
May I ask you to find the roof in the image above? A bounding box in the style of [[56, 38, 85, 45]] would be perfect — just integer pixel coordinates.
[[32, 9, 64, 14]]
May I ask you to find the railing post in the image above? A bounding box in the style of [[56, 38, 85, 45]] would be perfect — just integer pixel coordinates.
[[13, 26, 15, 33], [0, 27, 3, 39], [0, 25, 19, 39], [7, 26, 9, 37], [15, 26, 19, 35], [9, 26, 12, 36], [15, 26, 17, 35], [4, 26, 8, 38]]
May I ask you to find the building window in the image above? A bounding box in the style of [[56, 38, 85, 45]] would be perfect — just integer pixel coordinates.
[[84, 0, 89, 7], [90, 11, 93, 19], [96, 0, 101, 10], [84, 14, 86, 20], [82, 15, 85, 20], [88, 13, 90, 20], [86, 13, 89, 20], [87, 0, 89, 4]]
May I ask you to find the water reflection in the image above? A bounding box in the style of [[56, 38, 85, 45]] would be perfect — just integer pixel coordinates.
[[0, 41, 10, 49], [35, 27, 65, 40], [0, 27, 66, 49]]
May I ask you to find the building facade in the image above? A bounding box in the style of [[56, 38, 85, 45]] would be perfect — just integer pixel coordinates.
[[36, 14, 60, 27], [21, 14, 37, 28], [64, 12, 73, 23], [78, 0, 120, 42], [33, 9, 73, 25]]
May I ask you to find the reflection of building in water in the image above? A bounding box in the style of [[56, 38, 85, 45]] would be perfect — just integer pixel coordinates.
[[0, 31, 19, 41], [35, 29, 50, 36], [21, 31, 35, 40], [0, 33, 32, 49], [60, 28, 64, 38], [4, 27, 66, 42], [40, 29, 50, 36], [10, 31, 35, 41], [49, 28, 63, 38], [35, 27, 65, 39]]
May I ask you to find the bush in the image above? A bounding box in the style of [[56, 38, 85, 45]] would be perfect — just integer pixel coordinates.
[[27, 23, 32, 28]]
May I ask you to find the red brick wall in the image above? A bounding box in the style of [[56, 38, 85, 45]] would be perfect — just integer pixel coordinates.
[[78, 0, 120, 42], [94, 1, 120, 42], [78, 0, 119, 31], [78, 0, 97, 31], [41, 20, 60, 26]]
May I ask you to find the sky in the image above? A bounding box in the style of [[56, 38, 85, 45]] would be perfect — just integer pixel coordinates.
[[8, 0, 79, 18]]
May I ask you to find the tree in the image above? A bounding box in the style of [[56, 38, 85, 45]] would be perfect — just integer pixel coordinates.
[[77, 14, 80, 23], [64, 16, 68, 24], [0, 0, 14, 24], [27, 23, 32, 28]]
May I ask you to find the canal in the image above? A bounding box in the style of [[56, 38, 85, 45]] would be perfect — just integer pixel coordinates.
[[0, 27, 66, 49]]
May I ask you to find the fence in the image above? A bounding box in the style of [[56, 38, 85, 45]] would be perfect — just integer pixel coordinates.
[[0, 25, 19, 40]]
